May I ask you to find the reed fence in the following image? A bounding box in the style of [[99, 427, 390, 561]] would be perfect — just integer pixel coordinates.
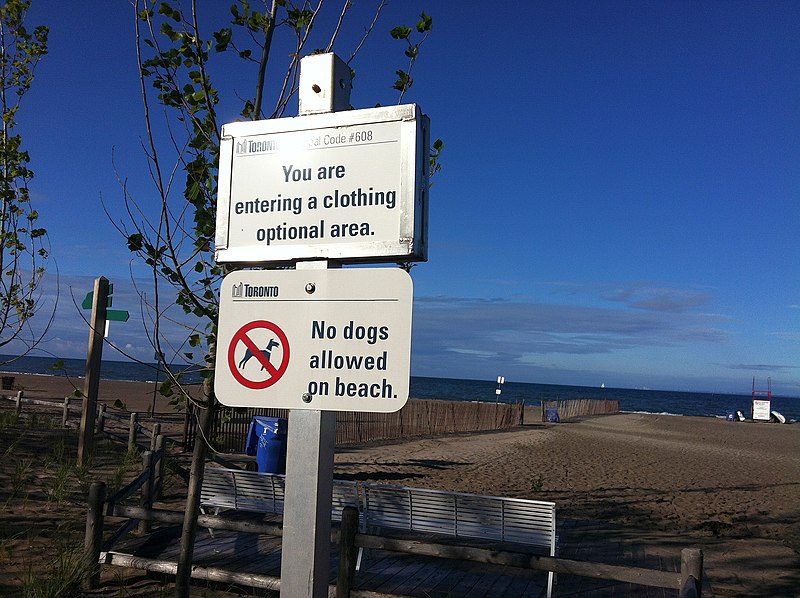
[[188, 399, 524, 453], [541, 398, 620, 421]]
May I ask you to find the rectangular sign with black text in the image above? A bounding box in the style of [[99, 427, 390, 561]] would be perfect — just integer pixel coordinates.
[[214, 268, 413, 412]]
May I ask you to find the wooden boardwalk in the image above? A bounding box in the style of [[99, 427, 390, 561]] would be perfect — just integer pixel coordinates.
[[113, 521, 548, 597], [110, 518, 685, 597], [555, 520, 683, 597]]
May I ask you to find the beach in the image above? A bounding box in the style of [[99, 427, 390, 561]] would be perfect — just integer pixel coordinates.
[[3, 373, 800, 595]]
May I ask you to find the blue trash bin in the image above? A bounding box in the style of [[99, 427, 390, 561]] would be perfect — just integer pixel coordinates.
[[246, 416, 288, 474], [545, 408, 560, 423]]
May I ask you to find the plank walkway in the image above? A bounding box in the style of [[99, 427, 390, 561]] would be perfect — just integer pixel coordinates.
[[110, 518, 686, 597], [556, 520, 684, 597]]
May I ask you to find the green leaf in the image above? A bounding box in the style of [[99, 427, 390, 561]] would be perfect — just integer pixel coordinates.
[[390, 26, 412, 40], [416, 12, 433, 33], [158, 2, 181, 22], [127, 233, 144, 252], [159, 378, 174, 398], [393, 69, 412, 92], [213, 28, 232, 52]]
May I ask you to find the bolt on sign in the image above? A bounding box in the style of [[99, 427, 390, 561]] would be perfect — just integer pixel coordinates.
[[215, 104, 429, 264], [214, 268, 413, 412]]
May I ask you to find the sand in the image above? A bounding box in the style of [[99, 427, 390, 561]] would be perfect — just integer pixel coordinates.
[[2, 373, 799, 595], [334, 413, 800, 594]]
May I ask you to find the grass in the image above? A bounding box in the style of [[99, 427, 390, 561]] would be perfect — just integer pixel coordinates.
[[0, 409, 60, 431], [0, 409, 20, 428], [7, 457, 32, 506], [107, 447, 143, 496], [21, 540, 89, 598], [40, 438, 91, 506], [0, 401, 199, 596]]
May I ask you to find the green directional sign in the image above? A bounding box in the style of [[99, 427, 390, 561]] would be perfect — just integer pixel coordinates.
[[82, 284, 114, 310], [106, 309, 130, 322], [82, 284, 128, 322]]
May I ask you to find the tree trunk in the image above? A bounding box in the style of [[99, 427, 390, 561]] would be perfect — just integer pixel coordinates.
[[175, 376, 217, 597]]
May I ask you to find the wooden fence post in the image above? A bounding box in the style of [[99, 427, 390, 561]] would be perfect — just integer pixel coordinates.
[[77, 276, 109, 467], [336, 506, 359, 597], [62, 397, 70, 427], [139, 451, 153, 535], [15, 390, 23, 416], [149, 422, 161, 452], [84, 481, 107, 590], [96, 403, 106, 434], [128, 413, 138, 453], [680, 547, 703, 597], [154, 434, 165, 500]]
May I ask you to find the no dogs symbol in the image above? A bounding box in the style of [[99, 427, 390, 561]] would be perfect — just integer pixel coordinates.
[[227, 320, 290, 390]]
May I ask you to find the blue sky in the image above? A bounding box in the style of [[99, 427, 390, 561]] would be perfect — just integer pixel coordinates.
[[15, 1, 800, 395]]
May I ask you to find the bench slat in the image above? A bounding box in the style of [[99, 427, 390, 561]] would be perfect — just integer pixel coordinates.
[[363, 483, 555, 553], [201, 468, 358, 521]]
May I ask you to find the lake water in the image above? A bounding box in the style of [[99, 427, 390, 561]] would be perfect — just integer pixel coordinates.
[[1, 354, 797, 422]]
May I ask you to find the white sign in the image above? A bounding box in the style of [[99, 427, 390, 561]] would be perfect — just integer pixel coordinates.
[[214, 268, 413, 412], [752, 399, 771, 421], [215, 104, 429, 264]]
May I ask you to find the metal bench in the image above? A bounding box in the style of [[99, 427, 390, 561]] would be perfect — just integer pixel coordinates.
[[362, 483, 557, 597], [200, 469, 557, 597], [200, 466, 359, 522]]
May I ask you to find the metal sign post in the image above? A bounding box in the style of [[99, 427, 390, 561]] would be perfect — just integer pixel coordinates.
[[281, 258, 337, 598], [280, 55, 349, 598], [212, 52, 429, 597]]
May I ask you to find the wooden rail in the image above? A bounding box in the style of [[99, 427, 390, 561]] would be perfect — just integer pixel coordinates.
[[2, 393, 173, 454], [86, 496, 702, 596], [337, 506, 703, 597], [84, 436, 167, 589]]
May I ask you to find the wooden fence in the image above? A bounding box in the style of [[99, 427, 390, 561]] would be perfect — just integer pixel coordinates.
[[188, 399, 524, 453], [84, 498, 704, 597], [337, 506, 704, 597], [541, 399, 620, 421], [84, 439, 168, 590], [2, 392, 179, 457]]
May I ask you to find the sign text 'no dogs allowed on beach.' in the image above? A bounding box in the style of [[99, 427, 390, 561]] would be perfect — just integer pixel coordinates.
[[214, 268, 413, 412]]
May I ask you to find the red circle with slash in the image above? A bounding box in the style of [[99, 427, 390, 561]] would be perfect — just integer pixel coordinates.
[[227, 320, 290, 390]]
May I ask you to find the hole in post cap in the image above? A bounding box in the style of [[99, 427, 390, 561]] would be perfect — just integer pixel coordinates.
[[312, 83, 322, 94]]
